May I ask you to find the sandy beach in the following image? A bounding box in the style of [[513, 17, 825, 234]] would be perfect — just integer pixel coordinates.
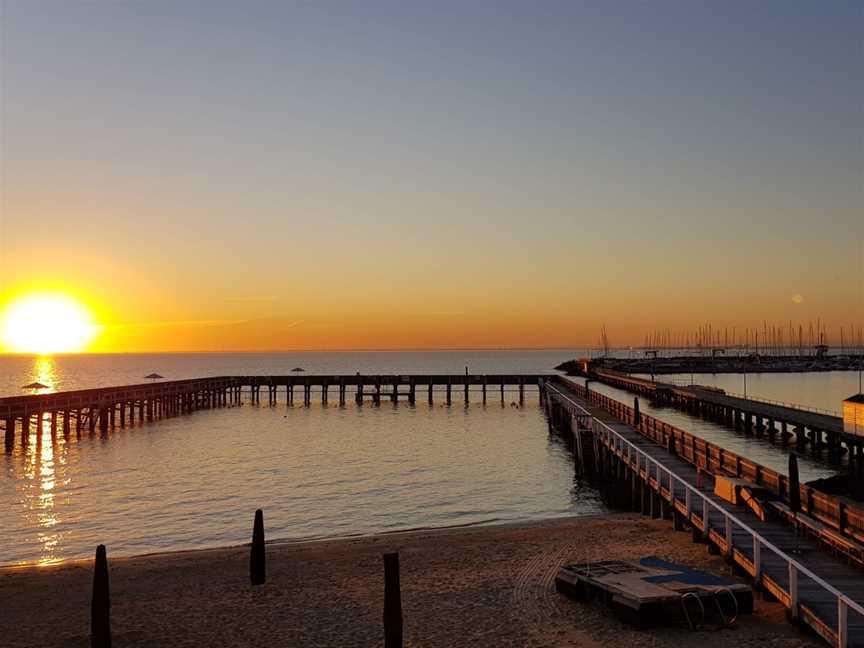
[[1, 514, 820, 648]]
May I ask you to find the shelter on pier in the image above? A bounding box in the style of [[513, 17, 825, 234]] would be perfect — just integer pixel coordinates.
[[843, 394, 864, 437]]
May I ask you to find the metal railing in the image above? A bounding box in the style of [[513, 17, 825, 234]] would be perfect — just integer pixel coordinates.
[[547, 382, 864, 647], [718, 391, 841, 418], [571, 378, 864, 545]]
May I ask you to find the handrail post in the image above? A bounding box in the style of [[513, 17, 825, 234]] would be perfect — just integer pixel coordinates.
[[702, 498, 709, 540], [789, 563, 798, 619], [753, 537, 761, 583], [725, 515, 733, 556], [685, 488, 691, 515], [838, 598, 848, 648]]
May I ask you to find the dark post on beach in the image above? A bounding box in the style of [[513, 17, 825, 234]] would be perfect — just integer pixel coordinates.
[[92, 544, 111, 648], [633, 397, 641, 425], [251, 509, 266, 585], [383, 552, 403, 648]]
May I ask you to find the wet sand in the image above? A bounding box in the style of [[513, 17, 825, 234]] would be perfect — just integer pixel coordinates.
[[1, 514, 820, 647]]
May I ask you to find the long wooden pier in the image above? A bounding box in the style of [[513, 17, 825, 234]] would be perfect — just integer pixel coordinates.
[[589, 369, 861, 468], [1, 374, 546, 451], [544, 376, 864, 647]]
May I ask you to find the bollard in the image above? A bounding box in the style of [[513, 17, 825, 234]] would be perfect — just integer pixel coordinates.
[[91, 544, 111, 648], [633, 397, 641, 426], [250, 509, 266, 585], [383, 552, 403, 648]]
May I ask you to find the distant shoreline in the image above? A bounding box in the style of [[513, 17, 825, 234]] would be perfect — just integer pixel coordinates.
[[557, 355, 864, 375]]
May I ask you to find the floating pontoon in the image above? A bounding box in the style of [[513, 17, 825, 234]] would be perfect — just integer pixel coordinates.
[[555, 557, 752, 629]]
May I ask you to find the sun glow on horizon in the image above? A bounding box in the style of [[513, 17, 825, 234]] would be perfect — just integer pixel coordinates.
[[0, 293, 102, 354]]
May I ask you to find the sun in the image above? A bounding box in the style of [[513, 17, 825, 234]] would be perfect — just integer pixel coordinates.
[[0, 293, 101, 354]]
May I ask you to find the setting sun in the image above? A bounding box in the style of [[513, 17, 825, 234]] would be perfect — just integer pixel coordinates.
[[0, 293, 101, 354]]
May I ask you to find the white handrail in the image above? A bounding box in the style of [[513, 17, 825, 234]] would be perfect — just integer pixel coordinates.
[[546, 383, 864, 646]]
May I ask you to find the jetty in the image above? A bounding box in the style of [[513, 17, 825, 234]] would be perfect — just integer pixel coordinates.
[[584, 369, 862, 469], [1, 374, 546, 449], [566, 353, 864, 375], [544, 376, 864, 647]]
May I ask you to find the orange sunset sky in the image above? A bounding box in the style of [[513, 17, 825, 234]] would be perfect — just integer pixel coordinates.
[[1, 2, 862, 353]]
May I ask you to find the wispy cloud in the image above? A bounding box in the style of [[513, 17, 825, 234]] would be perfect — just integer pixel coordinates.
[[285, 319, 304, 328]]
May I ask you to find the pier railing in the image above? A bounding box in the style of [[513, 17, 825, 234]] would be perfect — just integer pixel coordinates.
[[548, 382, 864, 647], [718, 391, 841, 418], [557, 377, 864, 546]]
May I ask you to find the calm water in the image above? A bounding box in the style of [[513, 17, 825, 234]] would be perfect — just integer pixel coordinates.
[[0, 351, 602, 566], [2, 351, 859, 566], [0, 350, 569, 396]]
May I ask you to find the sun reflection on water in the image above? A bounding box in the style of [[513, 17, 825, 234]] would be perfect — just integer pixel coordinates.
[[19, 355, 69, 565], [33, 355, 58, 394]]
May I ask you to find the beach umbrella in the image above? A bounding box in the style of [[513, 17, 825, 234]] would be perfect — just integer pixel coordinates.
[[21, 381, 49, 390], [144, 373, 164, 381], [291, 367, 305, 373]]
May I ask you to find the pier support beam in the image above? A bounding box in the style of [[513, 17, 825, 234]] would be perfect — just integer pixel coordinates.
[[5, 418, 15, 450], [99, 408, 109, 436]]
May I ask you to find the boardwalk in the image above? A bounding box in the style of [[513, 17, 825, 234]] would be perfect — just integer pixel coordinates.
[[1, 374, 546, 450], [591, 369, 859, 467], [545, 377, 864, 647]]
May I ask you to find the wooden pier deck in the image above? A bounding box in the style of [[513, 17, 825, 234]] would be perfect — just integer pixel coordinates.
[[590, 369, 859, 467], [1, 374, 546, 451], [545, 377, 864, 647]]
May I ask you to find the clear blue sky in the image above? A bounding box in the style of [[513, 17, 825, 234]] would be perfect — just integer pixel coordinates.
[[1, 1, 862, 350]]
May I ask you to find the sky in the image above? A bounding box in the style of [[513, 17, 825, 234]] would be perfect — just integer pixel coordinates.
[[0, 1, 862, 351]]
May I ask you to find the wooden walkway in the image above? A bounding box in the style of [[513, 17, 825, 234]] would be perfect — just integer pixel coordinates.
[[2, 374, 546, 450], [546, 379, 864, 647], [687, 386, 843, 434], [591, 369, 857, 466]]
